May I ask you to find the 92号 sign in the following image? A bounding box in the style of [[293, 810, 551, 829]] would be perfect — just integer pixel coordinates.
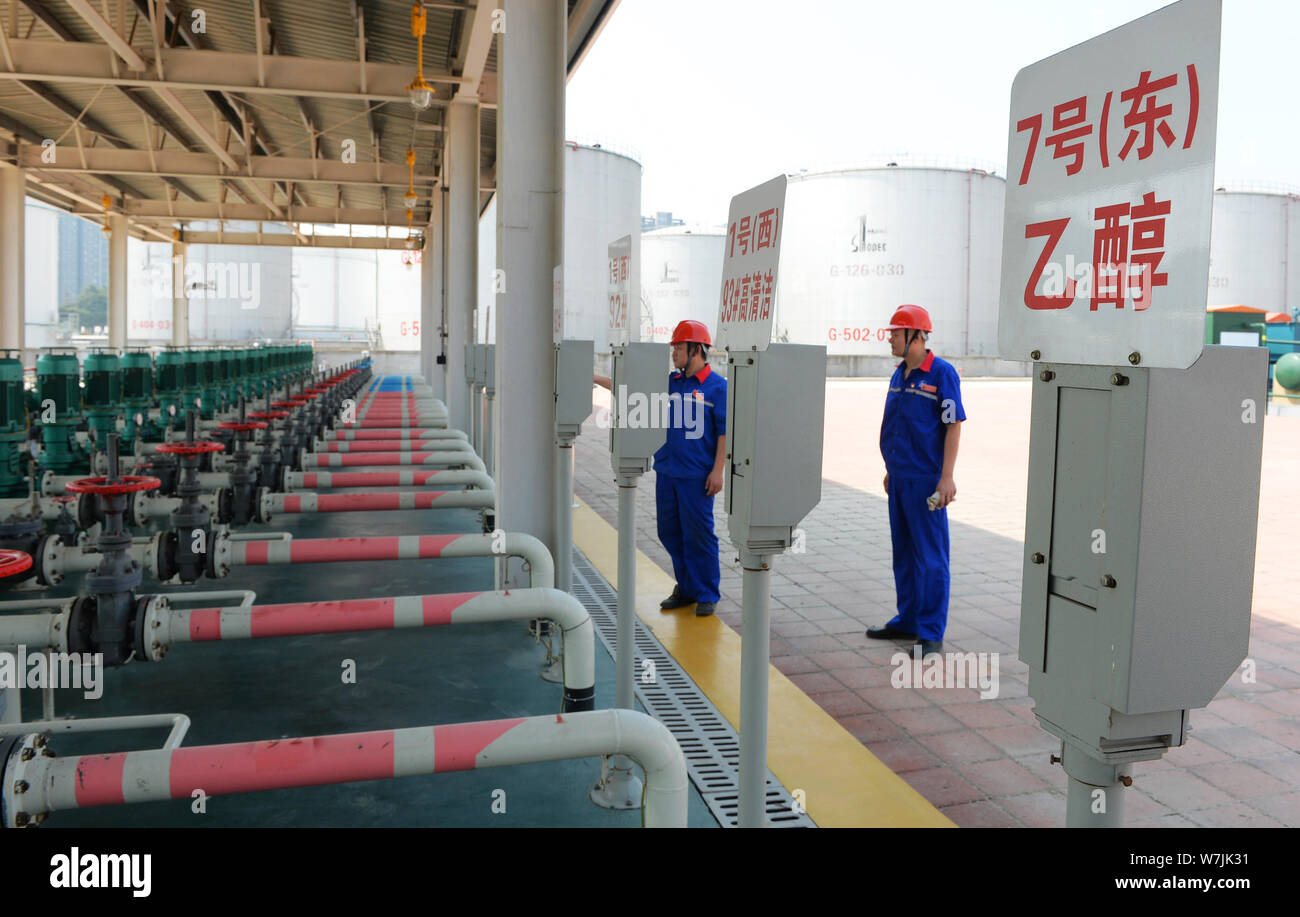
[[998, 0, 1219, 369], [607, 235, 631, 348], [715, 175, 785, 352]]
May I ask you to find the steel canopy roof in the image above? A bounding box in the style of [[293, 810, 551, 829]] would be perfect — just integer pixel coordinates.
[[0, 0, 620, 248]]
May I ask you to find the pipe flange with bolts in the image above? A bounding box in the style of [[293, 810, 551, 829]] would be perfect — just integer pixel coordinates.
[[136, 594, 171, 663], [0, 732, 46, 828]]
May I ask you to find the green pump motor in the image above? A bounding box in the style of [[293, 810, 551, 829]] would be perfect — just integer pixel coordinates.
[[34, 349, 88, 475], [0, 351, 27, 498], [182, 348, 203, 417], [120, 349, 155, 442], [154, 348, 188, 429], [82, 349, 122, 451]]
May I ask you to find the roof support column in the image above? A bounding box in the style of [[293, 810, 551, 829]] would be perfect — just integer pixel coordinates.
[[171, 241, 190, 346], [495, 0, 564, 587], [445, 100, 479, 433], [108, 213, 127, 348], [0, 165, 25, 354], [420, 190, 444, 399]]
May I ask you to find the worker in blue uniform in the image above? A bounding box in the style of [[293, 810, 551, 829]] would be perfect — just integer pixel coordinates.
[[596, 320, 727, 616], [866, 304, 965, 656], [651, 320, 728, 616]]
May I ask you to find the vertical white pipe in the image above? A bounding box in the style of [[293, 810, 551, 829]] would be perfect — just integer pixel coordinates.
[[171, 240, 189, 346], [494, 0, 563, 589], [420, 192, 444, 398], [447, 102, 479, 433], [615, 477, 637, 712], [739, 552, 773, 827], [0, 164, 25, 353], [555, 440, 574, 593], [108, 212, 127, 348], [484, 389, 495, 477]]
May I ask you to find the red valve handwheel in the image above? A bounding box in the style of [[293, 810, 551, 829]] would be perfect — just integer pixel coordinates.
[[50, 495, 77, 504], [217, 421, 269, 432], [271, 400, 299, 409], [0, 549, 33, 578], [155, 440, 226, 456], [65, 475, 162, 495], [248, 410, 290, 420]]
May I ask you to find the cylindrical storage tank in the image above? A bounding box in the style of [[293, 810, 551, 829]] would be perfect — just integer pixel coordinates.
[[1208, 189, 1300, 315], [476, 143, 643, 352], [185, 242, 292, 342], [561, 143, 642, 352], [640, 226, 725, 343], [776, 165, 1005, 374]]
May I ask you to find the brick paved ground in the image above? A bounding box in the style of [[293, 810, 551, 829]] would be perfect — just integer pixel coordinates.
[[575, 378, 1300, 827]]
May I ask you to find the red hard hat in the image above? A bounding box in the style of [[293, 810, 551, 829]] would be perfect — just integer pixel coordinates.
[[883, 304, 932, 332], [670, 320, 712, 346]]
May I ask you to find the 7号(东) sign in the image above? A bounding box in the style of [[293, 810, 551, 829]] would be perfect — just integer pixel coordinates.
[[998, 0, 1220, 369], [716, 175, 785, 352], [607, 235, 631, 347]]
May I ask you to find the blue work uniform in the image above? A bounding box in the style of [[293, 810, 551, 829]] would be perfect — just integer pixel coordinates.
[[654, 363, 727, 605], [879, 350, 966, 642]]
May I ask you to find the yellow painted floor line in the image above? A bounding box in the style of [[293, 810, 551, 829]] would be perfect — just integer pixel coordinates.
[[572, 498, 954, 828]]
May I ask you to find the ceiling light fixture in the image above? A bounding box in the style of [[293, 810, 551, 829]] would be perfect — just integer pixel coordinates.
[[407, 5, 434, 111]]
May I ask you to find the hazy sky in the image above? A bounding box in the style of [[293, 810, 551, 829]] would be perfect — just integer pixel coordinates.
[[567, 0, 1298, 225]]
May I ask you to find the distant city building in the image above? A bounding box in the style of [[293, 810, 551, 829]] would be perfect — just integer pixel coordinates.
[[641, 210, 684, 232], [57, 211, 108, 307]]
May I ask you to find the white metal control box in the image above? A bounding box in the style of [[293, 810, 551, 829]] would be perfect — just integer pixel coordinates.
[[555, 340, 594, 437], [464, 343, 476, 386], [1019, 345, 1266, 763], [608, 342, 668, 476], [725, 343, 826, 555], [473, 343, 494, 391]]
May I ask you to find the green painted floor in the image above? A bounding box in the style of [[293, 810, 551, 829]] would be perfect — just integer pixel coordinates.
[[11, 499, 718, 828]]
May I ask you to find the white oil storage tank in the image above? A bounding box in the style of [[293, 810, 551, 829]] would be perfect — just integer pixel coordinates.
[[776, 164, 1006, 375], [640, 225, 725, 343], [1207, 187, 1300, 315], [563, 142, 642, 351], [478, 141, 642, 352]]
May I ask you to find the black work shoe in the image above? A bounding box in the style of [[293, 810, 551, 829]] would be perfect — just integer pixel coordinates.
[[866, 624, 916, 640], [917, 639, 943, 657], [694, 602, 716, 617], [660, 585, 688, 610]]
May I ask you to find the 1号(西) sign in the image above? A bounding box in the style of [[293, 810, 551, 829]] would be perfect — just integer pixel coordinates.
[[607, 235, 631, 348], [716, 175, 785, 352], [998, 0, 1220, 369]]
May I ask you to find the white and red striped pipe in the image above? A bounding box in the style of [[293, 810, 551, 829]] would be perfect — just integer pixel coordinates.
[[325, 428, 467, 441], [7, 709, 688, 827], [302, 451, 486, 472], [166, 588, 593, 709], [315, 440, 477, 454], [229, 531, 553, 588], [2, 588, 593, 710], [263, 490, 494, 515], [284, 469, 493, 491], [338, 415, 447, 428]]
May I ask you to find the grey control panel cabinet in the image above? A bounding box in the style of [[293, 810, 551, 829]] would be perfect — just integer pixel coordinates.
[[1019, 345, 1266, 762], [473, 343, 494, 390], [464, 343, 476, 386], [555, 340, 594, 437], [725, 343, 826, 555], [608, 342, 668, 475]]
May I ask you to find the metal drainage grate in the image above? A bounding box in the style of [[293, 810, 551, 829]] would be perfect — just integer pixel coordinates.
[[571, 551, 816, 828]]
